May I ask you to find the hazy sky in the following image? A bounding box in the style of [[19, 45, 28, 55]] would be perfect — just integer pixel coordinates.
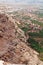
[[0, 0, 43, 5]]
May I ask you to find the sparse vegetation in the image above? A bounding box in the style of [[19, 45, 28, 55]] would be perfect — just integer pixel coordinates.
[[21, 27, 29, 32], [22, 16, 30, 20], [27, 38, 43, 53], [39, 53, 43, 61], [31, 19, 43, 27], [28, 29, 43, 38]]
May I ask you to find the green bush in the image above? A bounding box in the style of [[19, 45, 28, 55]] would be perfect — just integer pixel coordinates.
[[27, 38, 43, 53], [21, 27, 29, 32], [28, 30, 43, 38]]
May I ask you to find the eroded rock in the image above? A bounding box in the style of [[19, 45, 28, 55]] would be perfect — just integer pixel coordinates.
[[0, 14, 43, 65]]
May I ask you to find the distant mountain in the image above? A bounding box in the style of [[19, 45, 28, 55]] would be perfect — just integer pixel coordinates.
[[0, 0, 43, 5]]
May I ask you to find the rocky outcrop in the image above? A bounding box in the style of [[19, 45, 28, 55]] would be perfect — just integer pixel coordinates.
[[0, 14, 43, 65]]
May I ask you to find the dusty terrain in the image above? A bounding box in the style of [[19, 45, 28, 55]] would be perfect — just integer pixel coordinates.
[[0, 14, 43, 65]]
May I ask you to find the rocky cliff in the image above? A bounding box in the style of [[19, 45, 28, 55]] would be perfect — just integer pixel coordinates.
[[0, 14, 43, 65]]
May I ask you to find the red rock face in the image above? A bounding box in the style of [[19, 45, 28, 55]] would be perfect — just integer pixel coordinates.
[[0, 38, 9, 56], [0, 14, 15, 57], [0, 14, 27, 63], [0, 38, 7, 50]]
